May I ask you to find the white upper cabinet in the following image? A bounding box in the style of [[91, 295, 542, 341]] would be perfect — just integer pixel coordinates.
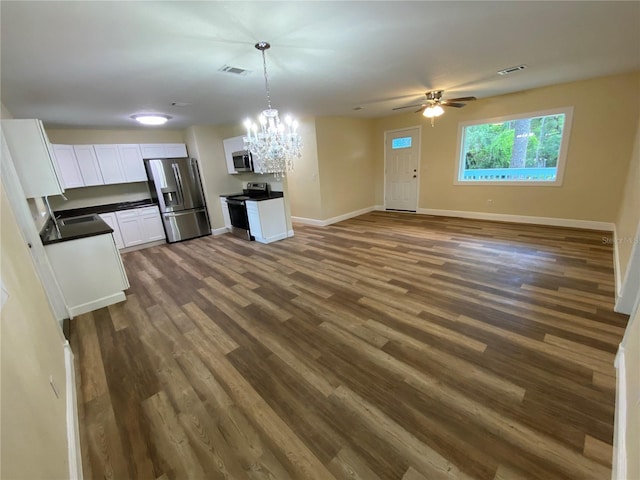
[[52, 144, 84, 189], [164, 143, 188, 158], [222, 135, 245, 174], [73, 145, 104, 186], [94, 145, 127, 184], [1, 119, 64, 197], [140, 143, 187, 159], [117, 144, 147, 182]]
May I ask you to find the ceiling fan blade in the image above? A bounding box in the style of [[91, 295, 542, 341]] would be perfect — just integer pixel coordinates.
[[446, 96, 477, 102], [415, 107, 427, 113], [392, 104, 426, 111], [442, 102, 466, 108]]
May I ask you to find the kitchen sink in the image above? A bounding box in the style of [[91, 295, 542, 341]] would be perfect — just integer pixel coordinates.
[[58, 214, 100, 226]]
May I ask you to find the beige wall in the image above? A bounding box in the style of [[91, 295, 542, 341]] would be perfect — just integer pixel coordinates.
[[615, 121, 640, 283], [184, 125, 239, 229], [315, 117, 377, 220], [0, 184, 70, 479], [286, 117, 323, 220], [374, 72, 640, 222], [46, 128, 185, 144]]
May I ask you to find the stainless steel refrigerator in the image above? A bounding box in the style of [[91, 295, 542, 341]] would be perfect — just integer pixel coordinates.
[[145, 158, 211, 243]]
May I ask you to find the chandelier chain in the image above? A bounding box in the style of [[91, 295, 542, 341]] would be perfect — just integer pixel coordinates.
[[261, 49, 272, 110]]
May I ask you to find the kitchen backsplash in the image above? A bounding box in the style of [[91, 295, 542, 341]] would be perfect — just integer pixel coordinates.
[[49, 182, 151, 211]]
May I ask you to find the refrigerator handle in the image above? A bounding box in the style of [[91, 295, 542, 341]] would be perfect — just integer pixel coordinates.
[[190, 158, 206, 205], [172, 163, 185, 205]]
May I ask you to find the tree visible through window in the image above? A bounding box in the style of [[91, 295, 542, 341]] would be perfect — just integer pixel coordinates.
[[457, 108, 572, 184]]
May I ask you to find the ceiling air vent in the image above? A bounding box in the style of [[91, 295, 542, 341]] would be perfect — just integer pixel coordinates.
[[497, 64, 528, 76], [218, 65, 251, 76]]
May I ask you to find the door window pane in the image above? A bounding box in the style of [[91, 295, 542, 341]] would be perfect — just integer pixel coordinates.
[[392, 137, 412, 149]]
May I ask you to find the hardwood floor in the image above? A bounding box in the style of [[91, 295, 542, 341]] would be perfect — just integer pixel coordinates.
[[70, 212, 628, 480]]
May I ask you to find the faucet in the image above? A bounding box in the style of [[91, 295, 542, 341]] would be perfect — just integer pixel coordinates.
[[44, 195, 62, 237]]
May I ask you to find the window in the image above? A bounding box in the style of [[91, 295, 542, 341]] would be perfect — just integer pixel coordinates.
[[455, 107, 573, 185], [391, 137, 412, 149]]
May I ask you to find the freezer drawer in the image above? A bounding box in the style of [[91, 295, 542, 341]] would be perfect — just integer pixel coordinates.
[[162, 208, 210, 243]]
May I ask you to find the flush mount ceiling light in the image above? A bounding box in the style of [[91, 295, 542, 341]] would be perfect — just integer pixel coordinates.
[[243, 41, 302, 179], [131, 114, 171, 126]]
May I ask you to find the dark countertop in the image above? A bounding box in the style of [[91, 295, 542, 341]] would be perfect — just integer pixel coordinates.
[[54, 199, 156, 219], [41, 199, 157, 245], [220, 191, 284, 201], [41, 214, 113, 246]]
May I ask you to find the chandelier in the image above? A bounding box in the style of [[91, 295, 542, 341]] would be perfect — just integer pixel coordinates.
[[243, 41, 302, 179]]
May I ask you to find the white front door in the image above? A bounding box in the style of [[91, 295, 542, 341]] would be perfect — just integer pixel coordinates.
[[385, 127, 420, 211]]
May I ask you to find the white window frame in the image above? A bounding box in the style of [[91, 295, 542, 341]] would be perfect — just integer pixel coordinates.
[[454, 106, 574, 186]]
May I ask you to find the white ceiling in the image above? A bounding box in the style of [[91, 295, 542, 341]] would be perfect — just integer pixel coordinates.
[[1, 1, 639, 129]]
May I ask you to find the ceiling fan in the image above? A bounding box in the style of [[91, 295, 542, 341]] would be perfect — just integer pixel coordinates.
[[393, 90, 476, 124]]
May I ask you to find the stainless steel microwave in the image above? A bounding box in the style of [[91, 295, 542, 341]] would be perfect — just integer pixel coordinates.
[[232, 150, 253, 172]]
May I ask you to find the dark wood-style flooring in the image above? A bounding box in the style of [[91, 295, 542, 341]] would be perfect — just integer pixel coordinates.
[[70, 212, 628, 480]]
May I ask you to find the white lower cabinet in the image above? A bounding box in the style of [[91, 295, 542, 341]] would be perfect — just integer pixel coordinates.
[[139, 206, 166, 242], [220, 197, 231, 230], [98, 212, 125, 249], [44, 233, 129, 317], [115, 206, 166, 248], [246, 198, 287, 244]]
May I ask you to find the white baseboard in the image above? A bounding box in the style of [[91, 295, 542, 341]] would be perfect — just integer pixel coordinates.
[[212, 226, 229, 236], [67, 292, 126, 318], [292, 205, 615, 233], [613, 345, 627, 480], [614, 227, 622, 299], [64, 341, 83, 480], [418, 208, 615, 231], [292, 206, 377, 227], [119, 239, 166, 253], [254, 232, 289, 244]]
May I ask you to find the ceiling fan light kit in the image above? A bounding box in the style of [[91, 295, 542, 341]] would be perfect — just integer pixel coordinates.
[[243, 41, 303, 179], [392, 90, 477, 126], [422, 104, 444, 118]]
